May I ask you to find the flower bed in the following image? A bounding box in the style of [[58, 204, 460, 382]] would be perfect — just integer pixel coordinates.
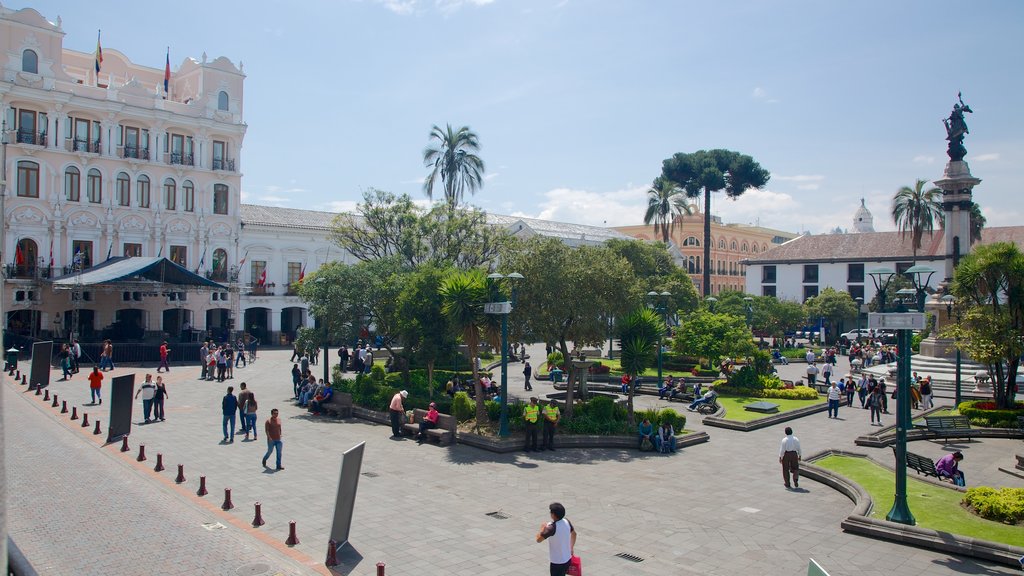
[[957, 400, 1024, 428]]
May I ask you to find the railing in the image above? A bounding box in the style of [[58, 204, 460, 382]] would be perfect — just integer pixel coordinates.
[[284, 288, 300, 296], [69, 138, 102, 153], [3, 264, 63, 280], [246, 284, 275, 296], [212, 158, 236, 171], [123, 146, 150, 160], [16, 129, 46, 146], [168, 152, 194, 166]]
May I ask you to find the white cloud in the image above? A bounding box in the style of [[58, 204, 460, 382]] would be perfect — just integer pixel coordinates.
[[981, 206, 1021, 227], [973, 152, 1000, 162], [751, 86, 779, 104], [913, 155, 935, 164], [316, 200, 360, 214], [522, 184, 648, 227], [772, 173, 824, 190], [401, 176, 427, 185], [373, 0, 494, 15]]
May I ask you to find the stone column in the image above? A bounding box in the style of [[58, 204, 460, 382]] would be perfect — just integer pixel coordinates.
[[932, 161, 981, 283]]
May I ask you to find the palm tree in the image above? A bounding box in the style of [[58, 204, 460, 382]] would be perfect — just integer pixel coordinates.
[[661, 150, 771, 296], [618, 307, 664, 426], [439, 268, 489, 428], [892, 179, 943, 263], [423, 124, 485, 210], [643, 177, 692, 244], [969, 201, 986, 244]]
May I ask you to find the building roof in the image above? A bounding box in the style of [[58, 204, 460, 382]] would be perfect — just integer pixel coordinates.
[[240, 203, 631, 243], [241, 204, 338, 231], [742, 226, 1024, 265], [51, 257, 226, 290]]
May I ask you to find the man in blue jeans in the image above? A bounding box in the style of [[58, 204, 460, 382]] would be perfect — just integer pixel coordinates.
[[222, 386, 237, 443], [134, 374, 156, 423], [262, 409, 283, 470]]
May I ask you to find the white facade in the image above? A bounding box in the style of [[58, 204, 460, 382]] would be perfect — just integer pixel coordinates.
[[744, 257, 944, 304]]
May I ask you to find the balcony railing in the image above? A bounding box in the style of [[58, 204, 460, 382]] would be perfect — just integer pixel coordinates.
[[212, 158, 236, 171], [168, 152, 194, 166], [123, 146, 150, 160], [4, 264, 63, 280], [16, 129, 46, 146], [69, 138, 102, 153], [246, 284, 276, 296]]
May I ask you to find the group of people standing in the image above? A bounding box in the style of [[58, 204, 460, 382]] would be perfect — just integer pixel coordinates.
[[133, 373, 169, 423], [199, 339, 247, 382], [336, 343, 374, 374]]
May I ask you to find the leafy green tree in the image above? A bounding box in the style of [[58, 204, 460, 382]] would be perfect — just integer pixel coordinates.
[[660, 149, 771, 296], [643, 176, 692, 244], [892, 179, 942, 264], [423, 124, 485, 210], [943, 242, 1024, 409], [673, 311, 755, 368], [803, 288, 858, 344], [604, 238, 699, 315], [440, 268, 490, 427], [617, 307, 664, 426], [757, 297, 807, 339], [396, 265, 453, 398]]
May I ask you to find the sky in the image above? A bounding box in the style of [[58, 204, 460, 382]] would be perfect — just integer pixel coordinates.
[[24, 0, 1024, 235]]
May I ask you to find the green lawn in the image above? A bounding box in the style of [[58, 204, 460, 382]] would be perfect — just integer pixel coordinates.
[[715, 395, 823, 422], [538, 358, 676, 379], [815, 455, 1023, 545]]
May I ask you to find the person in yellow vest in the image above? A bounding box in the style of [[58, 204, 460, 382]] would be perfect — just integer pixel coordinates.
[[542, 401, 560, 451], [523, 397, 540, 452]]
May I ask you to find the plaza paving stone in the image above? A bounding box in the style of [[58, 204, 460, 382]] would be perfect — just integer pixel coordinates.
[[4, 345, 1022, 576]]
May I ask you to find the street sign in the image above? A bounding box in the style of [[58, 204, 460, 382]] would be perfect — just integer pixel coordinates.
[[483, 301, 512, 315], [867, 313, 926, 330]]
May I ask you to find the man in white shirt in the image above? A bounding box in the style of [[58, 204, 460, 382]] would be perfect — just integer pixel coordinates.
[[806, 362, 819, 385], [536, 502, 577, 576], [826, 381, 841, 418], [804, 349, 816, 364], [779, 426, 801, 489], [134, 373, 157, 424]]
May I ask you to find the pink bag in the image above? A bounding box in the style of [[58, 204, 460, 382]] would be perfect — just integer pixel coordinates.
[[566, 555, 582, 576]]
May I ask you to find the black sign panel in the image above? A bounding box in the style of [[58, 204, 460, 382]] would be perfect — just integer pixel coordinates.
[[28, 341, 53, 390], [106, 374, 136, 443]]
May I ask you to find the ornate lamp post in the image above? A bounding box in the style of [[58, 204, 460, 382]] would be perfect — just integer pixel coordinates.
[[854, 296, 864, 338], [705, 296, 718, 313], [941, 295, 962, 408], [647, 291, 672, 389], [743, 296, 754, 328], [1, 119, 8, 352], [905, 265, 936, 315], [487, 272, 523, 437]]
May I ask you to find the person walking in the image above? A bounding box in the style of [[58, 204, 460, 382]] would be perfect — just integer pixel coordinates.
[[868, 384, 883, 425], [389, 390, 408, 438], [844, 377, 856, 407], [237, 382, 254, 438], [157, 340, 171, 373], [153, 376, 168, 421], [542, 402, 560, 451], [71, 339, 82, 374], [134, 374, 157, 423], [523, 397, 540, 451], [920, 376, 933, 410], [805, 362, 818, 385], [826, 381, 841, 419], [87, 365, 103, 405], [199, 342, 210, 380], [878, 378, 889, 413], [222, 386, 238, 442], [535, 502, 577, 576], [59, 343, 73, 380], [523, 361, 533, 391], [291, 364, 302, 399], [779, 426, 802, 489], [243, 392, 258, 440], [821, 361, 832, 385], [262, 408, 283, 470]]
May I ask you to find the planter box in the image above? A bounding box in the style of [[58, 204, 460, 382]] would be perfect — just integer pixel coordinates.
[[702, 401, 828, 432], [457, 429, 710, 453]]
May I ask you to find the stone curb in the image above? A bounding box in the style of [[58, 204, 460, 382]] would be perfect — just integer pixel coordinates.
[[456, 429, 710, 453], [801, 450, 1024, 568], [702, 400, 828, 431]]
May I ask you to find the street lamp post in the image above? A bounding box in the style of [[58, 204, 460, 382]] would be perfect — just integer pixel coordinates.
[[941, 295, 962, 408], [855, 296, 864, 338], [487, 272, 523, 437], [1, 119, 7, 353], [706, 296, 718, 313], [647, 291, 672, 389], [743, 296, 753, 328]]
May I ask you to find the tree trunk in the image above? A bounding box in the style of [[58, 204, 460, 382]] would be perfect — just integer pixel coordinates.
[[703, 189, 711, 297], [559, 338, 575, 420], [626, 372, 636, 427], [468, 334, 488, 431], [426, 359, 435, 400]]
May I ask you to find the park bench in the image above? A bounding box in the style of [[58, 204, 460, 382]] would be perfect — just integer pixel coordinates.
[[924, 415, 972, 443], [402, 408, 457, 446], [897, 447, 940, 478], [317, 391, 353, 418], [1017, 415, 1024, 435]]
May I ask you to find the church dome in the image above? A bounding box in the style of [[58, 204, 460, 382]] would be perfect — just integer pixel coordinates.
[[853, 198, 875, 233]]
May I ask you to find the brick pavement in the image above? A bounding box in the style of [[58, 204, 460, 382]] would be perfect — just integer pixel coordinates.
[[4, 346, 1022, 576]]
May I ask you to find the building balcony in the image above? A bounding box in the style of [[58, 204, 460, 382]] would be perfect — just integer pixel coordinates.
[[122, 146, 150, 161], [246, 283, 276, 296], [67, 138, 102, 154], [167, 152, 194, 166], [16, 129, 46, 147], [3, 265, 63, 280], [212, 158, 236, 171]]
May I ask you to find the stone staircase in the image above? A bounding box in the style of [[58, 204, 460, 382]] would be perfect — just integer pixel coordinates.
[[862, 354, 992, 400]]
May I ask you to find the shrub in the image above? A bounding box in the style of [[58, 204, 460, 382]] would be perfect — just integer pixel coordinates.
[[452, 392, 474, 422], [588, 363, 611, 375], [485, 399, 501, 422], [963, 487, 1024, 524], [958, 400, 1024, 428], [713, 384, 819, 400], [370, 364, 386, 383], [478, 350, 495, 361], [656, 408, 686, 431], [547, 350, 565, 368], [751, 350, 773, 376], [727, 365, 760, 391], [561, 415, 631, 436], [759, 374, 785, 389], [634, 408, 661, 427], [586, 395, 617, 422]]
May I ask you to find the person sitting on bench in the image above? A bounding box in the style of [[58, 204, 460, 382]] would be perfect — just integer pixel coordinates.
[[309, 383, 334, 415], [655, 421, 676, 453], [417, 402, 440, 443], [687, 386, 716, 412], [936, 451, 965, 486], [658, 376, 675, 400], [637, 418, 655, 450], [669, 379, 688, 401]]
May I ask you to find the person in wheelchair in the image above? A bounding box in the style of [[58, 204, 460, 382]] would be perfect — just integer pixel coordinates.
[[687, 386, 717, 412]]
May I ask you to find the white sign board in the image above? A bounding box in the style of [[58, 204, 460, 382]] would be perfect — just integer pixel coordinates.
[[483, 301, 512, 315], [867, 313, 926, 330]]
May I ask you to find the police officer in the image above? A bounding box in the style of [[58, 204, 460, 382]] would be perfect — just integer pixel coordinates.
[[542, 401, 560, 451], [523, 397, 540, 451]]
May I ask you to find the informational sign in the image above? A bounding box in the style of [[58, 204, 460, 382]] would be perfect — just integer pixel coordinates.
[[28, 341, 53, 390], [867, 313, 926, 330], [483, 302, 512, 315], [106, 374, 136, 443], [329, 442, 366, 549]]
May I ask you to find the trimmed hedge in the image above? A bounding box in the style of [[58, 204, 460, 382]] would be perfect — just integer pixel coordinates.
[[713, 383, 819, 400], [963, 487, 1024, 524], [958, 400, 1024, 428]]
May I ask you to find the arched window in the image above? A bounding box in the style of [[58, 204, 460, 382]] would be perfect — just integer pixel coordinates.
[[17, 161, 39, 197], [742, 241, 749, 253], [213, 183, 229, 214], [22, 50, 38, 74], [163, 178, 176, 210], [217, 91, 229, 111], [64, 166, 81, 201], [15, 238, 38, 277], [183, 180, 195, 212], [762, 243, 768, 253], [116, 172, 131, 206], [683, 236, 700, 247], [87, 169, 102, 203], [137, 175, 151, 208], [212, 248, 228, 281], [730, 240, 738, 251], [752, 244, 759, 254], [719, 239, 726, 249]]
